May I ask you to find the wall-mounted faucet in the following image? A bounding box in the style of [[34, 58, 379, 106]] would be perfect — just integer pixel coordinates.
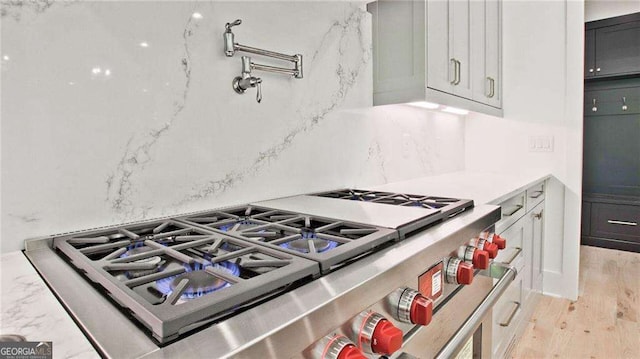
[[224, 19, 303, 103], [233, 56, 263, 103]]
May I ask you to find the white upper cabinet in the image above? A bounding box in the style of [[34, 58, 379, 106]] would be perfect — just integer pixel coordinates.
[[428, 0, 473, 99], [368, 0, 503, 116], [471, 0, 502, 108]]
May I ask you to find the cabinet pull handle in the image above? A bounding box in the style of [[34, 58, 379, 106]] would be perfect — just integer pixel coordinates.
[[490, 77, 495, 98], [596, 67, 601, 72], [529, 190, 544, 199], [499, 301, 521, 327], [533, 210, 543, 220], [450, 58, 458, 85], [607, 220, 637, 226], [592, 98, 597, 112], [455, 60, 461, 85], [503, 247, 522, 265], [502, 205, 523, 217], [622, 97, 628, 111], [588, 68, 594, 73], [486, 77, 495, 98]]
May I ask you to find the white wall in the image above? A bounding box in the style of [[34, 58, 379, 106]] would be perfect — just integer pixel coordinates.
[[0, 1, 465, 253], [585, 0, 639, 21], [465, 0, 584, 300]]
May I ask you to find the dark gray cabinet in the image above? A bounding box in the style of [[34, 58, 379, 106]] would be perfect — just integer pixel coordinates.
[[583, 79, 640, 197], [582, 13, 640, 253], [582, 194, 640, 252], [584, 12, 640, 79]]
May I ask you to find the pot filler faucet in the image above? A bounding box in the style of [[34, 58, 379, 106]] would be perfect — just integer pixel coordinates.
[[224, 19, 303, 103]]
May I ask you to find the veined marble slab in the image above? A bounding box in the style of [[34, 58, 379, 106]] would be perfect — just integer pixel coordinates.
[[0, 251, 98, 359], [1, 1, 465, 254]]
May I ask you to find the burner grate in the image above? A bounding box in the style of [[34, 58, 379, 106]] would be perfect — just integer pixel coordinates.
[[53, 219, 319, 343], [177, 205, 398, 273], [313, 189, 473, 218]]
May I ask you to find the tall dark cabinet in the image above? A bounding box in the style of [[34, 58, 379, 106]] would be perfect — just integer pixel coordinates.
[[581, 12, 640, 253]]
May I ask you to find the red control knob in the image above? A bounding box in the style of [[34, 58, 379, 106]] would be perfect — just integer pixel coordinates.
[[480, 232, 507, 249], [410, 294, 433, 326], [352, 311, 403, 355], [456, 262, 474, 285], [315, 334, 366, 359], [484, 242, 499, 259], [371, 320, 403, 355], [391, 287, 433, 327], [337, 345, 367, 359], [458, 245, 489, 269], [472, 249, 490, 269], [445, 257, 475, 285], [491, 234, 507, 249]]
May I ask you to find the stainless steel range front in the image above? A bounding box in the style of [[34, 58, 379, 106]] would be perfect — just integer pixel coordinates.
[[24, 189, 515, 359]]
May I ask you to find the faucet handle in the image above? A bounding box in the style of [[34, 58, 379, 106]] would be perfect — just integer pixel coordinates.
[[256, 78, 262, 103], [225, 19, 242, 32]]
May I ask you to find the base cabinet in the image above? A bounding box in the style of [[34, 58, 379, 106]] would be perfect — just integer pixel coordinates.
[[492, 180, 546, 358], [582, 193, 640, 252]]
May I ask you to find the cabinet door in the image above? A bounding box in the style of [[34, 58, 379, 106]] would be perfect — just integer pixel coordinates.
[[531, 203, 544, 292], [427, 1, 454, 94], [369, 0, 426, 96], [594, 20, 640, 77], [427, 0, 473, 99], [585, 29, 596, 78], [472, 0, 501, 108], [450, 0, 473, 99]]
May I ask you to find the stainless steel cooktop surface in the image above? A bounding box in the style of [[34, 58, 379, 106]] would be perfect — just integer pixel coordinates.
[[253, 195, 440, 230]]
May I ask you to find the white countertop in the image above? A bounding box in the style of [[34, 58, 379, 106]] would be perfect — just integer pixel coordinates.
[[0, 170, 549, 358], [371, 170, 550, 205], [0, 251, 98, 359]]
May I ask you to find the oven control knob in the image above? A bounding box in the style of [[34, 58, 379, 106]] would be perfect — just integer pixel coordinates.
[[337, 346, 366, 359], [390, 287, 433, 326], [470, 238, 499, 259], [483, 242, 499, 258], [481, 231, 507, 249], [313, 334, 366, 359], [457, 245, 490, 269], [351, 311, 403, 355], [445, 257, 474, 285]]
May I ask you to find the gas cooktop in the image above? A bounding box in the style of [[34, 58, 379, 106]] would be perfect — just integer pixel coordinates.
[[49, 188, 474, 345]]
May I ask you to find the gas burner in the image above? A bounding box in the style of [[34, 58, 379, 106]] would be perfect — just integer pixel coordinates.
[[121, 242, 158, 258], [156, 261, 240, 300], [119, 243, 164, 279], [218, 218, 260, 232], [280, 231, 338, 254]]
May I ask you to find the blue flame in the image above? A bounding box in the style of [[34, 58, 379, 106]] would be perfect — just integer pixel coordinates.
[[219, 219, 257, 232], [155, 261, 240, 300], [119, 241, 145, 258]]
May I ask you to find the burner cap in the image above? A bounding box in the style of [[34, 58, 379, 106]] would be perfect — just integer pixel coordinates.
[[156, 262, 240, 300], [119, 245, 164, 279], [282, 238, 337, 253], [170, 271, 228, 298]]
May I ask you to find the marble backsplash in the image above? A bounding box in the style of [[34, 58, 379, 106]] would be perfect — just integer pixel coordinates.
[[0, 1, 465, 253]]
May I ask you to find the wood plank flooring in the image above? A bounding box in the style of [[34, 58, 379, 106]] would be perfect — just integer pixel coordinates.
[[510, 245, 640, 358]]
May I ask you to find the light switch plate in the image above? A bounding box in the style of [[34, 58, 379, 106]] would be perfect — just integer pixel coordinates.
[[528, 136, 554, 152]]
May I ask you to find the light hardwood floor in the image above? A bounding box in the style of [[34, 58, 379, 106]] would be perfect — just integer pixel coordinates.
[[510, 245, 640, 358]]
